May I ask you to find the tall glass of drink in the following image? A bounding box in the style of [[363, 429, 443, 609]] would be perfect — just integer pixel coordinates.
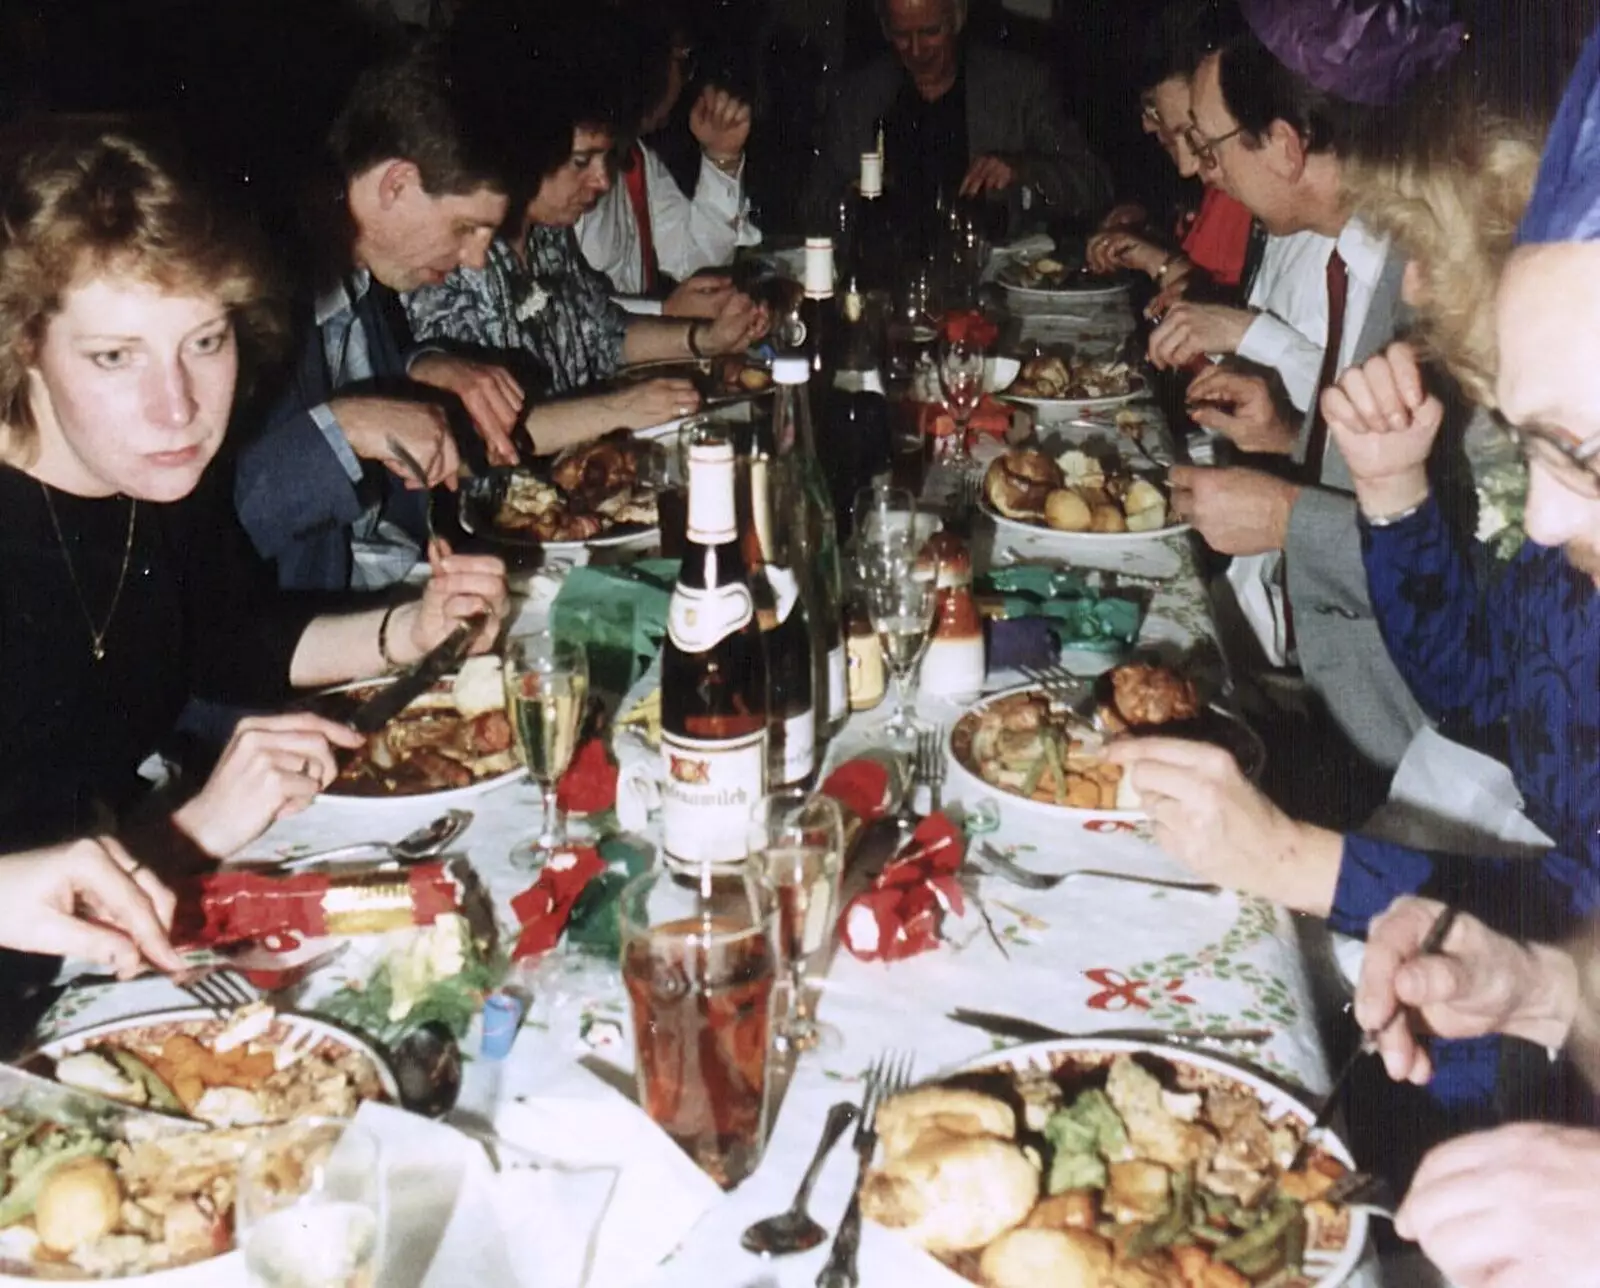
[[503, 630, 589, 871], [620, 868, 778, 1188], [237, 1118, 383, 1288], [748, 791, 846, 1053]]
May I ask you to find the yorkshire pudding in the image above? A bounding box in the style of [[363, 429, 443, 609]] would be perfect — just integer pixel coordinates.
[[984, 449, 1063, 520]]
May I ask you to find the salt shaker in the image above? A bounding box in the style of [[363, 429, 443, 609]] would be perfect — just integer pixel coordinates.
[[918, 531, 985, 699]]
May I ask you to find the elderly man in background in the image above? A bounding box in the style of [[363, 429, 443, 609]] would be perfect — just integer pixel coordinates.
[[801, 0, 1109, 233], [577, 9, 761, 314]]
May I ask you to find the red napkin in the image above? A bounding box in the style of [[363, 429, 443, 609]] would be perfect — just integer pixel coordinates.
[[509, 846, 608, 959], [820, 759, 893, 827], [838, 813, 966, 963], [557, 738, 619, 814], [172, 863, 462, 951], [940, 309, 999, 350], [920, 395, 1012, 441]]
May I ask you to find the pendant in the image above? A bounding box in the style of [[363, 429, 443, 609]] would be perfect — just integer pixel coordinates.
[[92, 643, 105, 662]]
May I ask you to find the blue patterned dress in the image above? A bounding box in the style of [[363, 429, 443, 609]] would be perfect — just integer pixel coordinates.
[[1330, 494, 1600, 1104], [404, 224, 629, 395]]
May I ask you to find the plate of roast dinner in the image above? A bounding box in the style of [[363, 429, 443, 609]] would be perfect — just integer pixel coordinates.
[[456, 429, 661, 550], [996, 257, 1136, 303], [859, 1038, 1365, 1288], [313, 656, 523, 803], [947, 663, 1264, 822], [982, 447, 1188, 543], [998, 356, 1148, 412], [0, 1005, 395, 1281]]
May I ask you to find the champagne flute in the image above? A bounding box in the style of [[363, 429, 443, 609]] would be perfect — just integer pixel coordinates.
[[503, 630, 589, 871], [938, 336, 986, 468], [850, 482, 918, 571], [748, 792, 846, 1054], [237, 1118, 383, 1288], [862, 547, 938, 737]]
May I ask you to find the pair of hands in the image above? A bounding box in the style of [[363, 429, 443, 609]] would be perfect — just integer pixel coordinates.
[[1168, 461, 1300, 555], [602, 377, 702, 429], [960, 154, 1018, 197], [1103, 739, 1341, 915], [0, 838, 182, 979], [1355, 895, 1593, 1288], [1148, 302, 1254, 370], [336, 351, 525, 481], [176, 540, 506, 858]]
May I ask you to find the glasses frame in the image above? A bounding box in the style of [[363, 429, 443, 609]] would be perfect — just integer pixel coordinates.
[[1182, 121, 1245, 170], [1508, 422, 1600, 498]]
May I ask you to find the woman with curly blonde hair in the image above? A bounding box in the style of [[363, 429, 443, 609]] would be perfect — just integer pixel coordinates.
[[0, 116, 506, 861], [1342, 90, 1544, 407]]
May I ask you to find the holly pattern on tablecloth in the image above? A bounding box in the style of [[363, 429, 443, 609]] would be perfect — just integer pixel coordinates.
[[1092, 897, 1299, 1032], [36, 983, 111, 1042]]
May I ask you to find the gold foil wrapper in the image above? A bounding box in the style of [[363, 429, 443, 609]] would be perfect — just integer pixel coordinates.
[[322, 878, 426, 935]]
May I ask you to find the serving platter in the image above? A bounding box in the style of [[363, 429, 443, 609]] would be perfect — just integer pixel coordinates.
[[946, 683, 1263, 826], [996, 263, 1136, 302], [612, 354, 773, 404], [908, 1037, 1367, 1288], [1000, 384, 1149, 415], [455, 468, 658, 553]]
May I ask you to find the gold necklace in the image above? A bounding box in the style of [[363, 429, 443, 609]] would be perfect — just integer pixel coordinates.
[[39, 481, 137, 662]]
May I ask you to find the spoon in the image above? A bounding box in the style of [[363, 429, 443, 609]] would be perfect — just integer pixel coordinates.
[[741, 1101, 858, 1256], [391, 1021, 464, 1120], [275, 809, 473, 872]]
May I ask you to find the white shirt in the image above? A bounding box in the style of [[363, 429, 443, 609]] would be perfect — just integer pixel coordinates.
[[1235, 230, 1334, 411], [576, 143, 761, 306], [1228, 217, 1392, 665]]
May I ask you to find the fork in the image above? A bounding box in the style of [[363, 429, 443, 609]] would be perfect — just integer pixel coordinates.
[[386, 434, 439, 544], [1322, 1169, 1399, 1222], [916, 727, 948, 815], [1018, 664, 1102, 726], [177, 966, 256, 1017], [817, 1050, 916, 1288], [973, 842, 1063, 890]]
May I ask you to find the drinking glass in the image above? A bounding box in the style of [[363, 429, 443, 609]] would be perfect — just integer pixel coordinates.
[[938, 336, 986, 468], [747, 792, 846, 1054], [860, 545, 938, 737], [503, 630, 589, 871], [237, 1118, 383, 1288], [850, 483, 919, 571], [620, 867, 778, 1188]]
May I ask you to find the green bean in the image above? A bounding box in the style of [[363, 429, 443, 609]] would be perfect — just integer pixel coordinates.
[[1214, 1200, 1299, 1268], [1022, 751, 1049, 798]]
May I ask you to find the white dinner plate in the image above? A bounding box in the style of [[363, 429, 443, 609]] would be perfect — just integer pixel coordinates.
[[1001, 383, 1149, 415], [0, 1010, 401, 1285], [946, 683, 1264, 827], [934, 1038, 1368, 1288], [311, 676, 527, 807], [996, 266, 1134, 303], [980, 497, 1192, 545]]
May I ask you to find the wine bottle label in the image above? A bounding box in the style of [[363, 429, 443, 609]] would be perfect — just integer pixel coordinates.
[[848, 628, 887, 711], [661, 728, 767, 866], [667, 583, 755, 653], [777, 707, 816, 785], [828, 642, 848, 722], [764, 564, 800, 624]]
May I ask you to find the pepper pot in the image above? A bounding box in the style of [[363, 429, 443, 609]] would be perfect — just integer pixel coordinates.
[[917, 531, 985, 700]]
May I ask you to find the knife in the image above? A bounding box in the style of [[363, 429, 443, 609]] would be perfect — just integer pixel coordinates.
[[0, 1063, 201, 1136], [348, 615, 485, 735], [947, 1008, 1272, 1047]]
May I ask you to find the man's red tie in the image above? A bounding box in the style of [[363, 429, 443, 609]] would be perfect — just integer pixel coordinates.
[[1302, 248, 1349, 483], [623, 143, 659, 295]]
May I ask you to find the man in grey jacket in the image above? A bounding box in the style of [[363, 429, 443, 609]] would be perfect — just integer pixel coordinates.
[[801, 0, 1108, 232]]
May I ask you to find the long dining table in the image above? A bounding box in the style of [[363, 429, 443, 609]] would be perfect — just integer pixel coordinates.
[[32, 278, 1391, 1288]]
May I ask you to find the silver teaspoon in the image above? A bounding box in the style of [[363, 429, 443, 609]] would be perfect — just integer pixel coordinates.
[[275, 809, 473, 872], [741, 1101, 858, 1257]]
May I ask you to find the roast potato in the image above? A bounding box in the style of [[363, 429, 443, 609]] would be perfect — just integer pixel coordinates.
[[1044, 488, 1092, 531]]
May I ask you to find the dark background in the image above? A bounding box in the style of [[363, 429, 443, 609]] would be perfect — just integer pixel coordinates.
[[1, 0, 1595, 236]]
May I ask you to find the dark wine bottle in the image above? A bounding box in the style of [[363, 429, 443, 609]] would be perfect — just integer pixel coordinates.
[[849, 150, 897, 296], [660, 431, 770, 869], [821, 280, 891, 540], [738, 404, 816, 790], [772, 356, 849, 740], [797, 237, 835, 392]]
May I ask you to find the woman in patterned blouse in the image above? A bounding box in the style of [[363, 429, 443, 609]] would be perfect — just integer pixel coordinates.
[[404, 33, 768, 454]]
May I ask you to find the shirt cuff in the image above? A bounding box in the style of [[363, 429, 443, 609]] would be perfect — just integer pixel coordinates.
[[1328, 833, 1438, 937], [1237, 314, 1323, 412], [615, 295, 665, 317], [403, 343, 446, 374], [310, 402, 365, 485]]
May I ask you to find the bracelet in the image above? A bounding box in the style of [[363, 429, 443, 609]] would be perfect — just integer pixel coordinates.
[[1154, 252, 1182, 283], [706, 151, 742, 174], [687, 320, 707, 359], [377, 603, 405, 671], [1362, 498, 1427, 528]]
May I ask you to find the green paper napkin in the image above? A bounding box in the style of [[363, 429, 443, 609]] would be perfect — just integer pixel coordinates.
[[564, 836, 656, 959], [551, 559, 678, 700], [978, 565, 1142, 646]]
